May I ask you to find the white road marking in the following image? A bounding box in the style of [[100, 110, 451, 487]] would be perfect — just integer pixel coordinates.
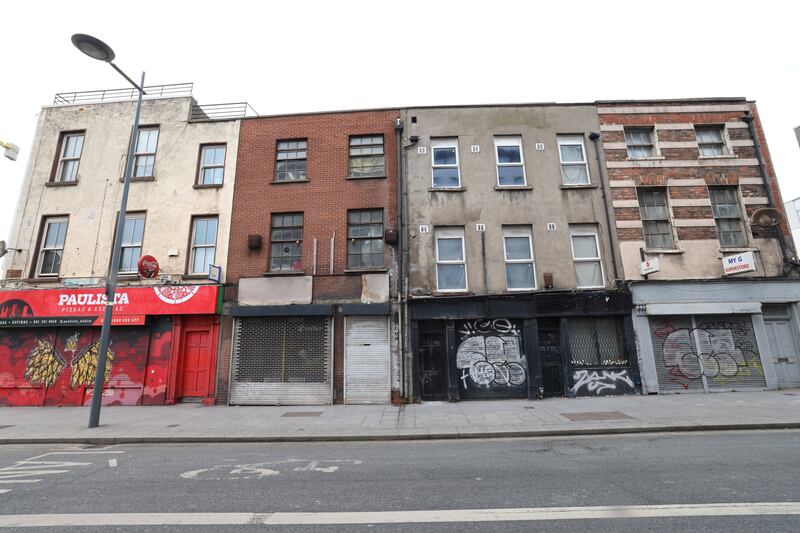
[[0, 489, 9, 494], [25, 451, 125, 461], [108, 459, 118, 468], [181, 459, 362, 480], [0, 480, 41, 484], [1, 502, 800, 527]]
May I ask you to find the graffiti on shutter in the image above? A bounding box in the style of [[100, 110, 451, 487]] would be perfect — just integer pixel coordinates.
[[455, 318, 527, 399]]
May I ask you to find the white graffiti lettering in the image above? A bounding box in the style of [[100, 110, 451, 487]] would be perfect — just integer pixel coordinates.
[[571, 370, 633, 395]]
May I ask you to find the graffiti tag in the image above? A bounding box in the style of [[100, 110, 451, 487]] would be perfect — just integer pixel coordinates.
[[456, 319, 527, 391], [571, 370, 634, 395]]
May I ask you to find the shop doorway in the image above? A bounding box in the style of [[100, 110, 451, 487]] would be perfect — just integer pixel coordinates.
[[538, 319, 564, 397], [177, 324, 214, 400], [419, 321, 447, 401]]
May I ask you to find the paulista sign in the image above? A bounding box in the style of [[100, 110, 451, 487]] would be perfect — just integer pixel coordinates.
[[0, 285, 219, 327], [722, 251, 757, 275]]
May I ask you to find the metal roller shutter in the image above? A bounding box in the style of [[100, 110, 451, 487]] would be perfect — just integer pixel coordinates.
[[344, 316, 390, 404], [649, 314, 766, 393], [229, 316, 332, 405]]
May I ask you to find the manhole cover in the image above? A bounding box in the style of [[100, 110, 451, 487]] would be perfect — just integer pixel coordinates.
[[561, 411, 634, 422], [281, 411, 323, 418]]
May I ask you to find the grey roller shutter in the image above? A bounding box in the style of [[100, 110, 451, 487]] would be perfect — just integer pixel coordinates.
[[344, 316, 390, 404], [230, 316, 333, 405]]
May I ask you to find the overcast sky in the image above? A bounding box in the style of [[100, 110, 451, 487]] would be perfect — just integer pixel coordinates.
[[1, 0, 798, 246]]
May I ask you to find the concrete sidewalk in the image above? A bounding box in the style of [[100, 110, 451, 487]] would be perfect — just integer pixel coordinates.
[[1, 390, 800, 445]]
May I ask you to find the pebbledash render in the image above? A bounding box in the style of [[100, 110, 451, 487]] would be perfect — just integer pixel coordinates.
[[0, 84, 244, 406], [599, 98, 800, 393], [3, 91, 800, 408]]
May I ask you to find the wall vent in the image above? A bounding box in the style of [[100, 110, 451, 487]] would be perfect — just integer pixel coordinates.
[[546, 223, 557, 231], [417, 146, 427, 155], [418, 225, 430, 234], [476, 223, 486, 232]]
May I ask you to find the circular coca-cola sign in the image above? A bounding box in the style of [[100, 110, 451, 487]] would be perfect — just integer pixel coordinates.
[[137, 255, 160, 278]]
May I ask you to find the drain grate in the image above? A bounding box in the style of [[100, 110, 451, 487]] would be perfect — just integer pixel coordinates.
[[281, 411, 323, 418], [561, 411, 634, 422]]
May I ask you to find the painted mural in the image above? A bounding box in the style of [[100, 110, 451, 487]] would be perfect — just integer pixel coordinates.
[[650, 315, 766, 392], [455, 319, 527, 399], [0, 317, 173, 407]]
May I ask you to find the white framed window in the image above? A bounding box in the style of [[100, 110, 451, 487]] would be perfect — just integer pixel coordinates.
[[133, 127, 159, 178], [119, 213, 146, 273], [503, 226, 535, 290], [494, 136, 526, 186], [638, 188, 675, 249], [557, 135, 590, 185], [55, 132, 84, 182], [624, 128, 656, 158], [431, 138, 460, 188], [189, 216, 218, 274], [570, 225, 604, 288], [198, 144, 226, 185], [709, 187, 747, 247], [695, 126, 728, 156], [36, 217, 68, 277], [435, 227, 467, 291]]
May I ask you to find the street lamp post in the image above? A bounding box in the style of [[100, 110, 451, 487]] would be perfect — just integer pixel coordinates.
[[71, 34, 147, 428]]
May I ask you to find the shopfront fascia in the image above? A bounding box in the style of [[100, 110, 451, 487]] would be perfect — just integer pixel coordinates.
[[0, 285, 220, 407], [409, 291, 639, 402]]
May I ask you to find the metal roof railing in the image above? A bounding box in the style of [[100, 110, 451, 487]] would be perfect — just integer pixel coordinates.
[[53, 83, 194, 105], [189, 102, 259, 121]]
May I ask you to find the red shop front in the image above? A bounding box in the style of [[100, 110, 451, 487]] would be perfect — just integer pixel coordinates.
[[0, 285, 220, 407]]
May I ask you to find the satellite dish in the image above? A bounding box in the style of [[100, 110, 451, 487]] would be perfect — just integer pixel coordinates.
[[751, 207, 783, 228]]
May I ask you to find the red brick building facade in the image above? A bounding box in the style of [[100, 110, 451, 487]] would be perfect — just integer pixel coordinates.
[[218, 109, 402, 405]]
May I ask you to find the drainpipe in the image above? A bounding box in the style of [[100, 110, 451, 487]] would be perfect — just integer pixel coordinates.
[[741, 111, 793, 265], [588, 132, 621, 282], [394, 117, 407, 401]]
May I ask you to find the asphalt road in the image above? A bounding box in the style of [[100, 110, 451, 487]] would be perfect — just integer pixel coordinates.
[[1, 430, 799, 531]]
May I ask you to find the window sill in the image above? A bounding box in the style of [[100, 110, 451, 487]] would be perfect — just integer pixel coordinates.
[[116, 274, 140, 280], [698, 154, 738, 160], [261, 270, 306, 277], [45, 180, 78, 187], [495, 185, 532, 191], [560, 184, 597, 189], [270, 179, 310, 185], [429, 187, 465, 192], [505, 287, 536, 292], [346, 175, 387, 180], [24, 276, 61, 284], [182, 273, 211, 280], [719, 247, 759, 253], [432, 290, 471, 296], [626, 156, 665, 161], [343, 268, 388, 274], [119, 176, 155, 182], [644, 248, 685, 255], [193, 183, 223, 189]]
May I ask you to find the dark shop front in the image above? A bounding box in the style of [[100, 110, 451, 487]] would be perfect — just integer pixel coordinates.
[[410, 291, 639, 401]]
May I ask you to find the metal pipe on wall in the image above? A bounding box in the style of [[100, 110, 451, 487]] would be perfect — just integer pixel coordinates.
[[589, 132, 621, 282]]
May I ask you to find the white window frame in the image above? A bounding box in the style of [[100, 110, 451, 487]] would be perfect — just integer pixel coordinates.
[[36, 217, 69, 278], [494, 136, 527, 187], [503, 226, 536, 290], [435, 227, 467, 292], [557, 135, 590, 185], [198, 144, 226, 185], [133, 127, 159, 178], [695, 125, 731, 157], [431, 138, 461, 189], [189, 216, 218, 275], [55, 132, 84, 182], [569, 225, 605, 289], [119, 212, 146, 274]]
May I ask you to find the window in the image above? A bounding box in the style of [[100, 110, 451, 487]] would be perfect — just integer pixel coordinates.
[[494, 136, 526, 186], [435, 228, 466, 291], [431, 139, 460, 188], [133, 127, 159, 178], [709, 187, 746, 247], [275, 140, 307, 182], [36, 217, 68, 277], [349, 136, 384, 177], [119, 213, 145, 273], [695, 126, 728, 156], [503, 226, 535, 290], [198, 144, 226, 185], [570, 226, 604, 288], [189, 216, 217, 274], [624, 128, 655, 158], [558, 135, 590, 185], [270, 213, 303, 271], [638, 188, 675, 249], [55, 132, 84, 182], [347, 209, 384, 269], [567, 317, 627, 366]]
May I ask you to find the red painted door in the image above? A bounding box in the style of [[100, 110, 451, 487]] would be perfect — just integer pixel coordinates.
[[179, 330, 212, 398]]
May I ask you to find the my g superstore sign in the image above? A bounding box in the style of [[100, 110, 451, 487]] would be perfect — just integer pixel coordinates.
[[0, 285, 218, 327], [722, 251, 757, 276]]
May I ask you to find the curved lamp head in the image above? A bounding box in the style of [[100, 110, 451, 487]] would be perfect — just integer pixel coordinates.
[[71, 34, 115, 62]]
